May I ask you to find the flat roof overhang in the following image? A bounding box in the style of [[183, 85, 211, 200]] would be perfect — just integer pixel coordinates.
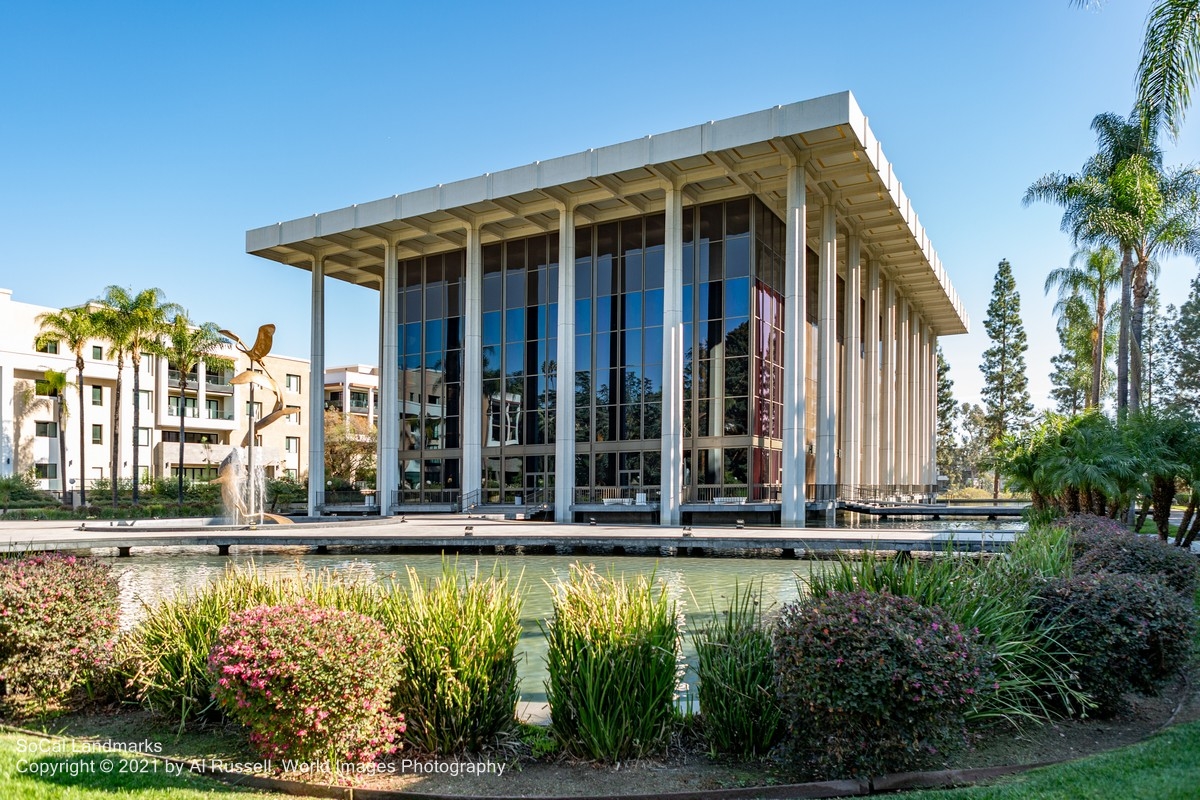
[[246, 91, 968, 336]]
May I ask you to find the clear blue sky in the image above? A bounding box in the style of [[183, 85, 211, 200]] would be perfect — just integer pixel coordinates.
[[3, 0, 1197, 410]]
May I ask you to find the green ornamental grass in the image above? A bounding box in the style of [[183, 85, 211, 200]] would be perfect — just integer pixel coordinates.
[[691, 580, 780, 758], [543, 563, 682, 762], [373, 560, 523, 754]]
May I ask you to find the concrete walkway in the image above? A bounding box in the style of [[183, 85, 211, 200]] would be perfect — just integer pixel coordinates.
[[0, 514, 1017, 557]]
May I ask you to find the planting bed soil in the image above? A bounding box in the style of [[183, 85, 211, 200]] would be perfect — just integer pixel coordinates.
[[13, 668, 1197, 798]]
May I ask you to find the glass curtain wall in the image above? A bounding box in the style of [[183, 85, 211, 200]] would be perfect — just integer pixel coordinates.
[[573, 216, 665, 502], [480, 233, 559, 504], [396, 251, 463, 503], [391, 196, 824, 509]]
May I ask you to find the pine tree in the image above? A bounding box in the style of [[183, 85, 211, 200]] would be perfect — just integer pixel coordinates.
[[935, 347, 958, 485], [1049, 292, 1093, 415], [980, 259, 1033, 498], [1172, 270, 1200, 408]]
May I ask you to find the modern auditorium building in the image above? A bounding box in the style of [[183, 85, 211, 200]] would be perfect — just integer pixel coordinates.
[[246, 92, 968, 527]]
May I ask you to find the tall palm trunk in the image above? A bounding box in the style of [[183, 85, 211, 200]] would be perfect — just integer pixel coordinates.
[[131, 354, 141, 504], [1116, 246, 1133, 415], [110, 353, 125, 507], [56, 391, 68, 505], [1130, 258, 1152, 413], [177, 376, 188, 505], [1090, 291, 1106, 408], [76, 355, 87, 507]]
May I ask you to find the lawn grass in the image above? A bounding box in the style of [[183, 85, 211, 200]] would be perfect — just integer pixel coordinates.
[[902, 718, 1200, 799], [0, 732, 287, 799]]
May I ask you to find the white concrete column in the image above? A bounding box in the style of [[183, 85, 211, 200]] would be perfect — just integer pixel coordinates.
[[307, 253, 326, 515], [554, 206, 576, 523], [840, 232, 862, 499], [0, 366, 8, 478], [863, 258, 880, 492], [908, 305, 920, 493], [463, 225, 483, 505], [926, 323, 938, 492], [880, 278, 895, 493], [781, 162, 808, 527], [377, 241, 399, 515], [815, 200, 837, 503], [196, 362, 207, 427], [895, 297, 909, 493], [660, 186, 685, 527]]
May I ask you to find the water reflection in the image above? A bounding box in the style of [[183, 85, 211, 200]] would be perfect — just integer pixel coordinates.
[[109, 552, 823, 704]]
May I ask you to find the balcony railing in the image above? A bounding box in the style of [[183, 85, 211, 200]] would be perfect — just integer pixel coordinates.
[[205, 374, 234, 394], [206, 408, 235, 420], [167, 370, 200, 388], [166, 406, 199, 418], [683, 484, 781, 504], [573, 486, 661, 505]]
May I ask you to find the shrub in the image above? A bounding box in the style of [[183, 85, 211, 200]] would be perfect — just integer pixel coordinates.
[[1031, 573, 1194, 718], [692, 581, 780, 758], [1053, 513, 1132, 557], [210, 603, 403, 763], [0, 554, 119, 707], [120, 561, 384, 725], [543, 563, 682, 762], [774, 590, 992, 780], [804, 533, 1083, 723], [1075, 532, 1198, 596], [373, 561, 523, 754]]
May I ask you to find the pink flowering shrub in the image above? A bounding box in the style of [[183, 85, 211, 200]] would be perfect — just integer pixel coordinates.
[[209, 603, 405, 763], [0, 553, 118, 705], [774, 590, 992, 779]]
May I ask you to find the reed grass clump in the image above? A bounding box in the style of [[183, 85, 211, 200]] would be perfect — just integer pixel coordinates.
[[543, 563, 682, 762], [119, 561, 384, 726], [374, 560, 523, 754], [692, 581, 779, 758]]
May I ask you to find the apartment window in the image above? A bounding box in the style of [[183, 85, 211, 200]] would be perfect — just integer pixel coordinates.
[[92, 424, 103, 445], [292, 409, 301, 425], [246, 401, 262, 417], [92, 386, 103, 405], [35, 339, 59, 354], [138, 427, 150, 447], [140, 390, 152, 409], [34, 380, 56, 397], [92, 345, 103, 360], [35, 421, 58, 437], [285, 436, 300, 454], [254, 434, 263, 447], [284, 469, 297, 480], [34, 464, 58, 480], [285, 374, 301, 392]]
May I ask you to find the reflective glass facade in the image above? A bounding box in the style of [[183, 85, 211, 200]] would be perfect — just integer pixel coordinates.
[[391, 194, 827, 508], [481, 234, 559, 503], [396, 251, 463, 500]]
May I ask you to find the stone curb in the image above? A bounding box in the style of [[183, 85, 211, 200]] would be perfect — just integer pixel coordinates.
[[2, 723, 1071, 800]]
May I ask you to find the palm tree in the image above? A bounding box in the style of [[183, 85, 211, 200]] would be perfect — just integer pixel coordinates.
[[34, 306, 97, 506], [93, 299, 133, 508], [41, 370, 73, 505], [99, 286, 181, 504], [1135, 0, 1200, 139], [1070, 157, 1200, 411], [163, 314, 233, 504], [1044, 246, 1121, 407], [1025, 112, 1158, 413]]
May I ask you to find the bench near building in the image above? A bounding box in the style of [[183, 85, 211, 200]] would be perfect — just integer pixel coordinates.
[[246, 92, 968, 527]]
